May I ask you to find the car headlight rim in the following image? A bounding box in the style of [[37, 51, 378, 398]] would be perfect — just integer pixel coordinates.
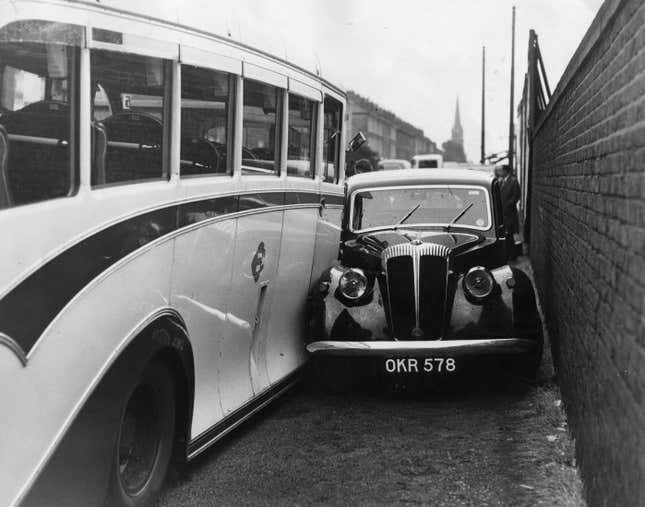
[[338, 267, 368, 300], [463, 266, 495, 302]]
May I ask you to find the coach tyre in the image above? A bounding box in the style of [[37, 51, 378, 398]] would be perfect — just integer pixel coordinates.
[[107, 359, 176, 507]]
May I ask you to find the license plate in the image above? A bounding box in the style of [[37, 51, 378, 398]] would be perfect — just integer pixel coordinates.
[[384, 357, 457, 374]]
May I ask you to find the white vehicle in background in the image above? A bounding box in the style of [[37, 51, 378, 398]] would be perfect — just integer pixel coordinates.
[[377, 158, 411, 170], [411, 153, 443, 168], [0, 1, 350, 505]]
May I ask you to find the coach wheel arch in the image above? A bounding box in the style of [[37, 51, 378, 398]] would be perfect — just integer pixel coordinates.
[[106, 318, 196, 506], [21, 314, 196, 507], [142, 314, 196, 468]]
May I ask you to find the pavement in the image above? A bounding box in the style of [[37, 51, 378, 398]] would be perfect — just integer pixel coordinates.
[[158, 258, 585, 506]]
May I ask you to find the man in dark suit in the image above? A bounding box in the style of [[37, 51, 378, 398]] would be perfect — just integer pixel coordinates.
[[496, 164, 521, 259]]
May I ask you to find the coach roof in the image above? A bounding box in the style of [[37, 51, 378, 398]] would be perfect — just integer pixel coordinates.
[[346, 169, 495, 194]]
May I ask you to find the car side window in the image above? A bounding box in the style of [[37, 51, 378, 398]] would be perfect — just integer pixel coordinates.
[[322, 96, 342, 183], [180, 65, 234, 177], [90, 49, 170, 186]]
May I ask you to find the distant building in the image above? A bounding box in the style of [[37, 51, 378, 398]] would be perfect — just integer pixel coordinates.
[[442, 97, 467, 163], [347, 91, 438, 162]]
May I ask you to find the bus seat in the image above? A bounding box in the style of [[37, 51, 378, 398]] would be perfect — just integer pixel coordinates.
[[0, 105, 71, 205], [103, 112, 163, 183], [0, 125, 11, 208], [180, 137, 222, 175]]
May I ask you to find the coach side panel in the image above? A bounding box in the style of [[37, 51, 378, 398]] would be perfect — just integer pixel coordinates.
[[0, 232, 175, 506]]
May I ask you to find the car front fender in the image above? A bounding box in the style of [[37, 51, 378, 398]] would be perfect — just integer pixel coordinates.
[[307, 266, 388, 342], [449, 265, 541, 340]]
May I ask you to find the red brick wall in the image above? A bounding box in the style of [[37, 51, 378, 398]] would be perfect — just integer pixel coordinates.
[[529, 0, 645, 504]]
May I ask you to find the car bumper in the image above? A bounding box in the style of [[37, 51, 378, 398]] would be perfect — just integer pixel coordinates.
[[306, 338, 536, 357]]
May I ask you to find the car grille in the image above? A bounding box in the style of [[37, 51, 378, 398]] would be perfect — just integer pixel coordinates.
[[382, 242, 450, 340]]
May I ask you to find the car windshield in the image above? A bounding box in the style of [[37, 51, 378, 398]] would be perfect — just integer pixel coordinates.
[[351, 185, 491, 232]]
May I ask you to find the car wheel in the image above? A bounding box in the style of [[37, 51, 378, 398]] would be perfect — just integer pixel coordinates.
[[106, 359, 176, 507]]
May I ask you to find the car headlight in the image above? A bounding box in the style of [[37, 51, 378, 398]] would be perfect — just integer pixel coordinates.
[[338, 268, 368, 300], [463, 266, 495, 302]]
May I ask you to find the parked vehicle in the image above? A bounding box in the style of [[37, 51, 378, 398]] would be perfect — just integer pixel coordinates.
[[411, 153, 443, 168], [377, 158, 411, 170], [306, 169, 542, 389]]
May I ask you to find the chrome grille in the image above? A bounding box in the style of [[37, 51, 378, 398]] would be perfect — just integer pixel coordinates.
[[382, 242, 450, 262], [382, 242, 450, 340]]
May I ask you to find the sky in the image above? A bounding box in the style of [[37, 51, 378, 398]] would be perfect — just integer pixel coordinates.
[[121, 0, 604, 161]]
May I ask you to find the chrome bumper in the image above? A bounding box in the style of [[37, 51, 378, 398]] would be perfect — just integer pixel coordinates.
[[306, 338, 536, 357]]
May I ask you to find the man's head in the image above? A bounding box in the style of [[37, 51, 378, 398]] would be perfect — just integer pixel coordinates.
[[354, 158, 373, 174], [495, 164, 510, 178]]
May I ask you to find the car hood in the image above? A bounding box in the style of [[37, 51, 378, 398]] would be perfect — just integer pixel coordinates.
[[372, 230, 482, 251], [340, 230, 488, 270]]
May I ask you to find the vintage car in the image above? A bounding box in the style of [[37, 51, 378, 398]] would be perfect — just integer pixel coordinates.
[[306, 169, 542, 387]]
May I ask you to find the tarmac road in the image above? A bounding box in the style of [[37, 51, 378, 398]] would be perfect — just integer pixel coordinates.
[[159, 363, 583, 506], [159, 261, 584, 506]]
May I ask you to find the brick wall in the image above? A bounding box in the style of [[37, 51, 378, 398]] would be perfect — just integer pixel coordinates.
[[529, 0, 645, 504]]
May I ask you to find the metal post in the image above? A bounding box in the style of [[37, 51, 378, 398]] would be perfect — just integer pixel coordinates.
[[523, 30, 538, 246], [481, 46, 486, 165], [508, 6, 516, 172]]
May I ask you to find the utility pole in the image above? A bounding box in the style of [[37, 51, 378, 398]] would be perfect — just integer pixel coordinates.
[[480, 46, 486, 164], [508, 5, 516, 171]]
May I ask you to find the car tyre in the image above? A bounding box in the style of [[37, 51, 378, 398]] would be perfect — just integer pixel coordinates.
[[106, 359, 176, 507]]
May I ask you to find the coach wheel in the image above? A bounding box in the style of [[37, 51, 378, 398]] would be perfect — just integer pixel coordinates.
[[108, 359, 176, 507]]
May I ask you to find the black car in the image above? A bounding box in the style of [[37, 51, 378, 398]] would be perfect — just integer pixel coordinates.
[[307, 169, 542, 387]]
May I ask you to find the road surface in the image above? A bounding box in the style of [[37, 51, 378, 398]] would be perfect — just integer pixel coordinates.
[[160, 366, 582, 506]]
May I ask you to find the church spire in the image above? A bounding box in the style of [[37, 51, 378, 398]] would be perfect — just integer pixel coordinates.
[[451, 96, 463, 144]]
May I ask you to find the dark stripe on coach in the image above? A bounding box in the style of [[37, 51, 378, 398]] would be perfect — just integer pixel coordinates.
[[0, 191, 343, 359]]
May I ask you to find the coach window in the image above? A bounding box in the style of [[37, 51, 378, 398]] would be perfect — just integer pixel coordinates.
[[242, 79, 281, 176], [90, 50, 171, 186], [287, 94, 315, 178], [322, 95, 342, 183], [0, 21, 81, 209], [181, 65, 234, 177]]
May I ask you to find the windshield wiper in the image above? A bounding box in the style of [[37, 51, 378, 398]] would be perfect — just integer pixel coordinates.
[[444, 202, 474, 231], [394, 202, 423, 228]]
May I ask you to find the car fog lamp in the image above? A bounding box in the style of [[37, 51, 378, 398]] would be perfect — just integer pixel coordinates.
[[339, 268, 368, 300], [463, 266, 494, 301]]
